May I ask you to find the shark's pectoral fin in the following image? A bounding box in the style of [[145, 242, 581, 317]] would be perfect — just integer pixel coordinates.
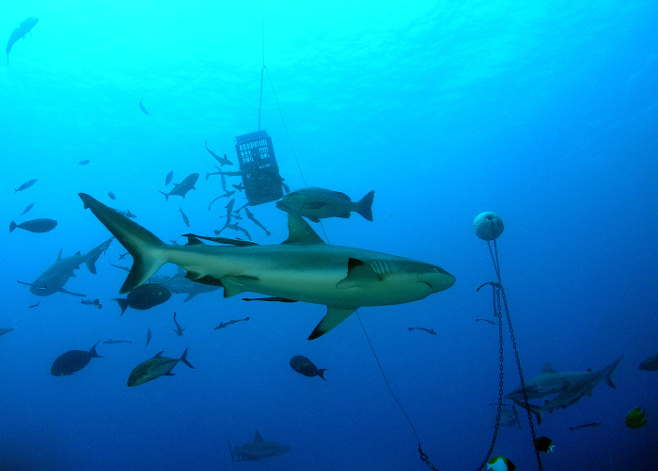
[[336, 258, 382, 289], [17, 280, 33, 287], [221, 275, 259, 297], [308, 306, 357, 340], [183, 293, 197, 302], [59, 288, 86, 297]]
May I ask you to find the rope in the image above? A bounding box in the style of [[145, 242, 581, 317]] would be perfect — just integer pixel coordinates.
[[257, 0, 265, 131]]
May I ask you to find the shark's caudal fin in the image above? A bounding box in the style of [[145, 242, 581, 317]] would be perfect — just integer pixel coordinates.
[[602, 356, 623, 389], [356, 190, 375, 221], [79, 194, 167, 293], [84, 237, 113, 274]]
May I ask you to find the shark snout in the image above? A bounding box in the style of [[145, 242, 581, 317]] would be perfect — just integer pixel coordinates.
[[421, 267, 455, 293]]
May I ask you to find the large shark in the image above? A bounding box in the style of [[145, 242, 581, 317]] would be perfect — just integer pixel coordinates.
[[507, 357, 622, 424], [229, 431, 290, 461], [78, 193, 455, 339], [18, 238, 113, 297], [6, 17, 39, 65]]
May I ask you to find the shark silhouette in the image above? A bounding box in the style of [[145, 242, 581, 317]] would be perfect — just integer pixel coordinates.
[[6, 17, 39, 65], [229, 431, 290, 462]]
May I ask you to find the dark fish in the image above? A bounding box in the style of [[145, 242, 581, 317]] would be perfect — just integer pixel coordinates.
[[214, 317, 249, 330], [205, 141, 233, 166], [276, 187, 375, 222], [20, 203, 34, 215], [28, 301, 40, 308], [625, 406, 648, 429], [118, 252, 129, 260], [242, 296, 296, 303], [139, 98, 149, 115], [159, 173, 199, 201], [408, 327, 437, 335], [475, 318, 496, 325], [146, 328, 152, 346], [81, 298, 102, 309], [639, 353, 658, 371], [108, 191, 116, 200], [165, 170, 174, 186], [6, 17, 38, 65], [9, 218, 57, 233], [113, 283, 171, 315], [0, 327, 15, 337], [290, 355, 327, 380], [533, 436, 554, 453], [244, 207, 271, 236], [208, 191, 236, 211], [103, 339, 132, 345], [214, 198, 235, 234], [78, 159, 90, 166], [51, 341, 101, 376], [179, 207, 190, 227], [173, 312, 185, 336], [127, 349, 194, 387], [14, 179, 37, 193], [569, 422, 602, 431]]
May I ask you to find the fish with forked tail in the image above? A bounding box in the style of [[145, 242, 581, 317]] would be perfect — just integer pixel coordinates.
[[127, 348, 194, 386]]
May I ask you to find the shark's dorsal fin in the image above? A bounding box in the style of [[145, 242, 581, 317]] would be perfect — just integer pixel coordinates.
[[56, 248, 63, 261], [541, 362, 557, 374], [153, 351, 164, 358], [282, 214, 325, 245], [254, 431, 264, 442]]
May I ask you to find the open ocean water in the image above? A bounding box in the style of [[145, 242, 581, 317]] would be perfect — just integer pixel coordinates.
[[1, 1, 657, 470]]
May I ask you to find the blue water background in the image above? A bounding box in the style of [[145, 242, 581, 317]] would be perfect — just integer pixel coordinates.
[[1, 1, 657, 469]]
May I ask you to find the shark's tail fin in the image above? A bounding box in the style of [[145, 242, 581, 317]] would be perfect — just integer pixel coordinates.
[[9, 221, 17, 233], [158, 191, 169, 202], [84, 237, 113, 274], [317, 368, 328, 381], [79, 194, 167, 293], [602, 356, 623, 389], [179, 348, 195, 369], [356, 190, 375, 221]]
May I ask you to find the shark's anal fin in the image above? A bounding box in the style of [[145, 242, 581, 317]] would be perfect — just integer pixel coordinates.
[[308, 306, 357, 340]]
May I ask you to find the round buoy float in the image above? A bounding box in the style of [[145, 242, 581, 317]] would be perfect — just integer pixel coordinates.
[[474, 212, 504, 241]]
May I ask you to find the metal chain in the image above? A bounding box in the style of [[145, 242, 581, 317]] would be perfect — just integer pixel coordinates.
[[501, 287, 544, 470]]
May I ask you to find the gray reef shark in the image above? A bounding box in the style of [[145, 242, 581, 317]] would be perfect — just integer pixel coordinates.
[[229, 431, 290, 462], [6, 17, 39, 65], [78, 193, 455, 340], [507, 357, 622, 424], [17, 238, 113, 297]]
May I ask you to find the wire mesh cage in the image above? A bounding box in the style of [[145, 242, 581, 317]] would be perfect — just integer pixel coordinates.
[[234, 130, 284, 206]]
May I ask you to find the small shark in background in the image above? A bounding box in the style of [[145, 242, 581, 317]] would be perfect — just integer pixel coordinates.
[[408, 327, 437, 335], [17, 238, 113, 297], [6, 17, 39, 65], [229, 431, 290, 462], [138, 98, 149, 115], [173, 312, 185, 337], [158, 173, 199, 201], [507, 357, 623, 424], [214, 317, 249, 330]]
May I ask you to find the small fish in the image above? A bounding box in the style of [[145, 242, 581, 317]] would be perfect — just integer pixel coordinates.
[[227, 223, 251, 241], [103, 339, 132, 345], [205, 141, 233, 166], [290, 355, 327, 380], [533, 436, 554, 453], [118, 252, 130, 260], [214, 317, 249, 330], [78, 159, 90, 166], [6, 17, 38, 66], [242, 296, 296, 303], [108, 191, 116, 200], [569, 422, 602, 431], [475, 318, 496, 325], [113, 283, 171, 315], [20, 203, 34, 215], [625, 406, 648, 429], [9, 218, 57, 233], [127, 349, 194, 387], [244, 207, 271, 236], [208, 191, 236, 211], [51, 341, 102, 376], [14, 179, 37, 193], [214, 198, 235, 234], [232, 183, 245, 192], [487, 456, 515, 471], [139, 98, 149, 115], [408, 327, 437, 335], [146, 328, 152, 346], [81, 298, 102, 309], [179, 207, 190, 227], [173, 312, 185, 337], [165, 170, 174, 186], [28, 301, 40, 309]]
